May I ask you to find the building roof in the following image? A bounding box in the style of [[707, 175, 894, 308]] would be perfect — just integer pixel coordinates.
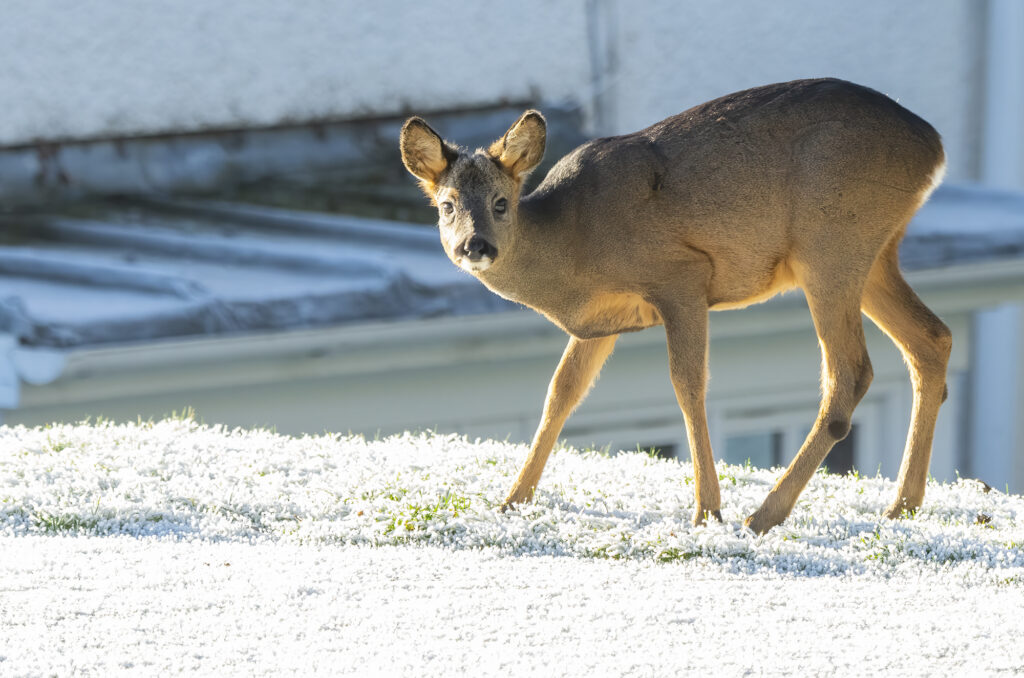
[[1, 184, 1023, 350], [903, 184, 1024, 269], [0, 198, 515, 349]]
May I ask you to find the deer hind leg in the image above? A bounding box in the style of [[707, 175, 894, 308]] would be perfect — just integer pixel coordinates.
[[502, 334, 618, 509], [862, 242, 951, 518], [745, 272, 873, 534]]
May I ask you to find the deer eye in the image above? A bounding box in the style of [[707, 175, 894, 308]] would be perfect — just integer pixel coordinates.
[[494, 198, 507, 214], [440, 201, 454, 217]]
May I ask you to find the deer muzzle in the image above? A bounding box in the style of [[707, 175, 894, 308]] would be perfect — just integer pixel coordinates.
[[459, 236, 498, 272]]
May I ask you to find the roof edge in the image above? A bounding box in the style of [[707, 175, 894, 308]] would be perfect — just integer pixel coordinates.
[[8, 254, 1022, 404]]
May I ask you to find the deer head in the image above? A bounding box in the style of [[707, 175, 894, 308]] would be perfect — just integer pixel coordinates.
[[400, 110, 546, 274]]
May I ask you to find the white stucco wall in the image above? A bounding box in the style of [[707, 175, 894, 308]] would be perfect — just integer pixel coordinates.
[[606, 0, 984, 183], [0, 1, 1006, 185], [0, 1, 591, 144]]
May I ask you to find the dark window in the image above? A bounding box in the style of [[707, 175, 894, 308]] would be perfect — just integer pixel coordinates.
[[823, 424, 857, 475], [724, 431, 784, 468], [639, 443, 677, 460], [725, 425, 858, 473]]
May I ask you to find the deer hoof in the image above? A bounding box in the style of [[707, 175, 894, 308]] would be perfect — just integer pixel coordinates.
[[744, 509, 781, 535], [692, 507, 723, 526], [884, 501, 919, 520], [501, 488, 534, 512], [499, 499, 526, 513]]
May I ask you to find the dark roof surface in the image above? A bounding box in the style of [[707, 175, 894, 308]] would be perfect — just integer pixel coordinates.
[[0, 198, 514, 348], [901, 184, 1024, 269], [1, 184, 1022, 349]]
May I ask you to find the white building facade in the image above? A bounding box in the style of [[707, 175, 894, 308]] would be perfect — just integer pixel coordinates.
[[1, 1, 1022, 191]]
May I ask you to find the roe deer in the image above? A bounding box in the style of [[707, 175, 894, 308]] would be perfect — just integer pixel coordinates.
[[400, 78, 950, 533]]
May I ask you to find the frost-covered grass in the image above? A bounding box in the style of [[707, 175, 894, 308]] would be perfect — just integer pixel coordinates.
[[3, 418, 1024, 676], [2, 418, 1022, 584]]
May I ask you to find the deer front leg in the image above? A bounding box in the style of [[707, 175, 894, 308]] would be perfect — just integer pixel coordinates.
[[502, 334, 618, 509], [657, 296, 721, 526]]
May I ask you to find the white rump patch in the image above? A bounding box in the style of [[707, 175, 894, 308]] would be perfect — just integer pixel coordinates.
[[917, 157, 948, 209]]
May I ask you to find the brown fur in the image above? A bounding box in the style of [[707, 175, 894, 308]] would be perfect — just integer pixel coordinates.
[[400, 78, 951, 533]]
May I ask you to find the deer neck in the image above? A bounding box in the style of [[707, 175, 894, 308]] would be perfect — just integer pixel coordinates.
[[476, 191, 580, 314]]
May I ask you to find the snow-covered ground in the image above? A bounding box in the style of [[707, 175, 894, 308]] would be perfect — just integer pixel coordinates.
[[2, 419, 1022, 676]]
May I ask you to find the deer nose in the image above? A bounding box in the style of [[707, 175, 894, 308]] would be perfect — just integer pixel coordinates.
[[462, 236, 497, 261]]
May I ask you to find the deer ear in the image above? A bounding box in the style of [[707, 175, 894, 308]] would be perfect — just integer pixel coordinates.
[[400, 117, 454, 195], [488, 110, 546, 183]]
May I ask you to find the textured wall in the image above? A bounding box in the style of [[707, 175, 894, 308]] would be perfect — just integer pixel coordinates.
[[0, 1, 985, 182], [0, 1, 591, 144], [606, 0, 984, 182]]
